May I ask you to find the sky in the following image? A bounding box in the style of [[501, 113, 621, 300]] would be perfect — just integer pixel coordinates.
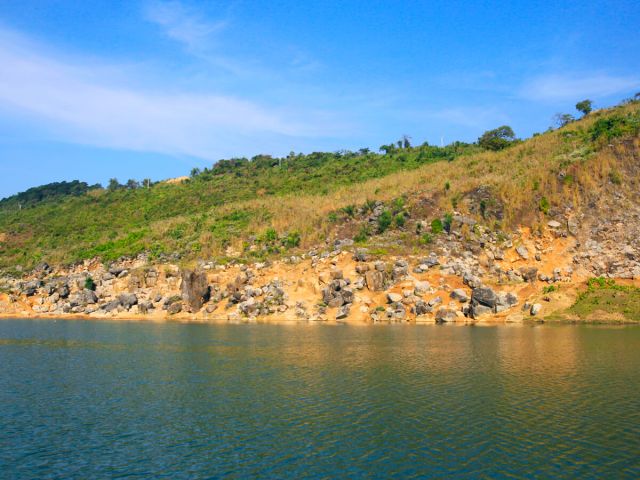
[[0, 0, 639, 198]]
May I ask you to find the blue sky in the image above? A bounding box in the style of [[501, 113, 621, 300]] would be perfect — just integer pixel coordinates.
[[0, 0, 639, 198]]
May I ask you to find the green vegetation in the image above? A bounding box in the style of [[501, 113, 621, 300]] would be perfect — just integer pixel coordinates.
[[576, 99, 593, 116], [569, 278, 640, 322], [85, 276, 96, 291], [0, 100, 639, 271], [477, 125, 516, 151]]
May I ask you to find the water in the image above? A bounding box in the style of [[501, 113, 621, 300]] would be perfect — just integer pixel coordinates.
[[1, 320, 639, 479]]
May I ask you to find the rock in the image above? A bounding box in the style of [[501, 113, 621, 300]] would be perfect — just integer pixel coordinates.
[[471, 287, 498, 308], [102, 300, 120, 312], [470, 303, 493, 318], [462, 273, 483, 289], [355, 264, 370, 274], [365, 270, 386, 291], [435, 308, 457, 324], [328, 295, 345, 308], [414, 281, 430, 296], [168, 302, 182, 315], [181, 269, 211, 312], [519, 267, 538, 283], [516, 246, 529, 260], [530, 303, 542, 316], [70, 289, 98, 307], [495, 292, 518, 312], [547, 220, 562, 229], [330, 268, 344, 280], [450, 289, 469, 303], [387, 292, 402, 303], [415, 300, 432, 315], [138, 301, 153, 314], [567, 217, 579, 236], [353, 249, 369, 262], [428, 296, 442, 307], [336, 304, 350, 320], [118, 293, 138, 310]]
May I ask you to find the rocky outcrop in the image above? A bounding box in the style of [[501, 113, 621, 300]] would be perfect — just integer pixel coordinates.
[[181, 269, 210, 312]]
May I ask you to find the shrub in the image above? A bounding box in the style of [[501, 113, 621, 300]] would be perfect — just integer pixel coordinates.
[[420, 233, 433, 244], [539, 197, 550, 215], [377, 210, 393, 233], [284, 231, 301, 248], [394, 213, 406, 228], [443, 213, 453, 233], [354, 226, 369, 243], [341, 204, 356, 217], [431, 218, 444, 234], [84, 276, 96, 291]]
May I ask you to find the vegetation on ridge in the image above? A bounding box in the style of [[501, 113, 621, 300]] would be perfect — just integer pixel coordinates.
[[0, 98, 639, 272]]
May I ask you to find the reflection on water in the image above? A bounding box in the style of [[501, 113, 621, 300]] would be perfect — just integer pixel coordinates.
[[1, 320, 639, 479]]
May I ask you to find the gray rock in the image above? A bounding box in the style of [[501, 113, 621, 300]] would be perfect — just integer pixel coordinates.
[[516, 246, 529, 260], [471, 287, 498, 308], [387, 292, 402, 303], [118, 293, 138, 310], [181, 269, 210, 312], [450, 289, 469, 303], [102, 300, 120, 312], [547, 220, 562, 229], [530, 303, 542, 316], [365, 270, 386, 291], [463, 273, 483, 289], [428, 296, 442, 307], [435, 308, 457, 324], [471, 303, 493, 318], [168, 302, 182, 315], [415, 300, 432, 315], [336, 304, 350, 320]]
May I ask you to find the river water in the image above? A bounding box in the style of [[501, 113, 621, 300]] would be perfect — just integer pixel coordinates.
[[1, 319, 639, 479]]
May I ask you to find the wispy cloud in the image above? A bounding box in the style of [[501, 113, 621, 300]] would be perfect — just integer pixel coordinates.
[[0, 28, 340, 160], [520, 73, 640, 101], [144, 1, 227, 52]]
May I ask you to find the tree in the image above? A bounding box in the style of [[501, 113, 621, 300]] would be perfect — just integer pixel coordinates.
[[477, 126, 516, 151], [553, 113, 575, 128], [126, 179, 139, 190], [575, 99, 593, 116], [400, 135, 412, 149], [107, 178, 121, 192], [379, 144, 396, 154], [190, 168, 201, 178]]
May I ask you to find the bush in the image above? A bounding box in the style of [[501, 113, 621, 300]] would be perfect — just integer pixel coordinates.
[[354, 226, 369, 243], [443, 213, 453, 233], [420, 233, 433, 244], [394, 213, 406, 228], [431, 218, 444, 234], [539, 197, 550, 215], [84, 276, 96, 291], [609, 170, 622, 185], [377, 210, 393, 233], [284, 231, 301, 248]]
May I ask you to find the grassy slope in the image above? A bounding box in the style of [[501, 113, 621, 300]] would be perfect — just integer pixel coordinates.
[[0, 102, 639, 271]]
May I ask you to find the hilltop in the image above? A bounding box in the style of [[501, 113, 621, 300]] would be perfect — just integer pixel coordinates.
[[0, 98, 639, 324]]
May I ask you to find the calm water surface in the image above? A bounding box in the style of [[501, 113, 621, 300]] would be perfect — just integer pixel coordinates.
[[1, 319, 639, 479]]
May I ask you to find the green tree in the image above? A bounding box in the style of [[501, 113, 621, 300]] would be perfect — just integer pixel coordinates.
[[478, 126, 516, 151], [576, 99, 593, 116], [553, 113, 575, 128], [126, 179, 139, 190], [107, 178, 121, 192]]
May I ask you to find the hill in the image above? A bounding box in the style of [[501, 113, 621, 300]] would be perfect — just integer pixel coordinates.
[[0, 99, 637, 275]]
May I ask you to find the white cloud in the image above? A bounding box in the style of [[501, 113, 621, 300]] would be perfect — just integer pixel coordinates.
[[521, 73, 640, 101], [0, 28, 338, 160], [144, 1, 226, 51]]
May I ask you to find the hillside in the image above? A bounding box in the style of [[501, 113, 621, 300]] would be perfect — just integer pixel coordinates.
[[1, 100, 638, 272], [1, 99, 639, 324]]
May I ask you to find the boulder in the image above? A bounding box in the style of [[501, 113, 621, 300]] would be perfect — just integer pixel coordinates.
[[470, 303, 493, 318], [336, 304, 350, 320], [387, 292, 402, 303], [181, 269, 211, 312], [519, 267, 538, 283], [530, 304, 542, 316], [450, 289, 469, 303], [168, 302, 183, 315], [118, 293, 138, 310], [462, 273, 482, 289], [415, 300, 432, 316], [365, 270, 386, 291], [471, 287, 498, 308], [435, 308, 457, 324], [516, 246, 529, 260]]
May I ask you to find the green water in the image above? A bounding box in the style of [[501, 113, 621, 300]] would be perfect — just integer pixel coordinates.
[[1, 320, 639, 478]]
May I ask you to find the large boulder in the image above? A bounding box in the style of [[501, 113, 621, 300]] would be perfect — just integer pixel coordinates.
[[435, 308, 457, 324], [181, 269, 211, 312], [471, 287, 498, 308], [118, 293, 138, 310], [70, 289, 98, 307], [365, 270, 386, 291]]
